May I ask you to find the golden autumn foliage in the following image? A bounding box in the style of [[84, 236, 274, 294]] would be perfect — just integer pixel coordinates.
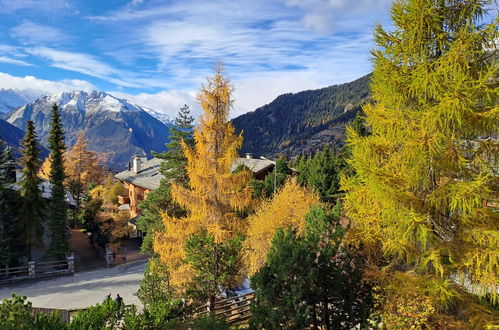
[[89, 174, 126, 206], [244, 178, 320, 275], [39, 132, 106, 187], [341, 0, 498, 325], [153, 66, 253, 291], [65, 132, 107, 187], [96, 205, 132, 252]]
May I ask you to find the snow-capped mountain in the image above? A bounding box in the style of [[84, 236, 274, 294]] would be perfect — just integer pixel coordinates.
[[0, 88, 38, 113], [142, 107, 172, 125], [6, 90, 172, 170]]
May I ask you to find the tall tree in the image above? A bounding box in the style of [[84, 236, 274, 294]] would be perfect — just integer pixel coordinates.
[[46, 104, 70, 259], [341, 0, 498, 326], [0, 144, 21, 269], [65, 132, 106, 224], [153, 65, 253, 309], [138, 105, 194, 253], [18, 121, 46, 260]]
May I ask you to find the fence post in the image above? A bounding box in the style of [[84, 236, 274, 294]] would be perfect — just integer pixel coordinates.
[[67, 253, 75, 274], [28, 261, 35, 277]]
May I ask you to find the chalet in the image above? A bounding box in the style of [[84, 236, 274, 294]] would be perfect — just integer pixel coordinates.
[[114, 153, 275, 220]]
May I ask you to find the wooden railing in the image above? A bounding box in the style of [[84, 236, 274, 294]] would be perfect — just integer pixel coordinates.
[[0, 255, 75, 284], [195, 292, 254, 326]]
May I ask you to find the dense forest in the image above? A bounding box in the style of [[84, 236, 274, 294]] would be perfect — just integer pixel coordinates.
[[232, 74, 370, 157]]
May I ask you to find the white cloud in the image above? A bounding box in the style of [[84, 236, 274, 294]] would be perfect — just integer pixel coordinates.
[[27, 47, 146, 88], [110, 89, 201, 119], [0, 72, 95, 96], [285, 0, 390, 33], [10, 21, 68, 45], [0, 0, 73, 13], [0, 56, 33, 66]]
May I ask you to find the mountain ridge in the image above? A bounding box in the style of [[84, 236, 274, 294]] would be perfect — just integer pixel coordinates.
[[5, 90, 172, 170], [232, 74, 370, 157]]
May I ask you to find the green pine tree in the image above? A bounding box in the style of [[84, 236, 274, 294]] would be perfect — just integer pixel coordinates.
[[250, 205, 373, 329], [296, 145, 347, 202], [0, 143, 21, 269], [184, 230, 245, 307], [18, 120, 46, 260], [349, 111, 369, 137], [137, 105, 194, 253], [46, 104, 70, 259]]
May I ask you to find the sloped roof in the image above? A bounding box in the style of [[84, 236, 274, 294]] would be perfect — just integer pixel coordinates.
[[230, 157, 275, 174], [114, 158, 163, 190], [116, 157, 275, 190]]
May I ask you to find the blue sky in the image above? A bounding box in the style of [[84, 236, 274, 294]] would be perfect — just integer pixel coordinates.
[[0, 0, 392, 118]]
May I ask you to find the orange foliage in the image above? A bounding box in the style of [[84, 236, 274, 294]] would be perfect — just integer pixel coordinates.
[[153, 65, 253, 290]]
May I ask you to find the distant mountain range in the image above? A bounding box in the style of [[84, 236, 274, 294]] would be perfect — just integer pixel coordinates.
[[0, 88, 38, 114], [0, 75, 371, 168], [4, 90, 172, 170], [231, 74, 370, 157]]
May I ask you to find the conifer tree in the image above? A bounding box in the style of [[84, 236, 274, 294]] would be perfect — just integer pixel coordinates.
[[153, 65, 253, 309], [297, 145, 347, 202], [18, 121, 45, 260], [0, 143, 21, 269], [46, 104, 70, 259], [138, 105, 194, 253], [65, 132, 106, 224], [342, 0, 498, 326], [250, 205, 373, 329]]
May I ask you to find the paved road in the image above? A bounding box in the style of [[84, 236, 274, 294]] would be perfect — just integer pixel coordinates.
[[0, 260, 147, 310]]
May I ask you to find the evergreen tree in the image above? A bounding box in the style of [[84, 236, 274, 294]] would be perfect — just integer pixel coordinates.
[[46, 104, 70, 259], [138, 105, 194, 253], [18, 120, 45, 260], [250, 205, 373, 329], [297, 145, 347, 202], [156, 104, 195, 182], [137, 257, 174, 307], [349, 111, 369, 137], [184, 230, 244, 304], [342, 0, 498, 326], [0, 143, 21, 270]]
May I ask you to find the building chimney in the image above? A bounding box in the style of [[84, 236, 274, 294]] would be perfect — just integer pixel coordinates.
[[245, 153, 253, 159], [132, 155, 142, 174]]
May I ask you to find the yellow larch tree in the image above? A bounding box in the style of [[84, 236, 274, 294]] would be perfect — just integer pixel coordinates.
[[244, 178, 321, 275], [341, 0, 498, 326], [39, 132, 106, 187], [65, 132, 107, 188], [153, 65, 253, 295]]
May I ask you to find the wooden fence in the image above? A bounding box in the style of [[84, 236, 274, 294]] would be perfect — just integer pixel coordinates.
[[195, 292, 254, 326]]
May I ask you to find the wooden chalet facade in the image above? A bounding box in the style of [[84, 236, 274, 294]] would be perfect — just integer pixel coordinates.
[[114, 154, 275, 220]]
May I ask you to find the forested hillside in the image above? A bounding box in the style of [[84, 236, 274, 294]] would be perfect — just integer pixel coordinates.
[[232, 74, 370, 157]]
